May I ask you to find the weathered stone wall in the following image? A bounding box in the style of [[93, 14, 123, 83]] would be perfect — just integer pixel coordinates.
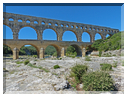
[[3, 12, 119, 59], [3, 12, 119, 42]]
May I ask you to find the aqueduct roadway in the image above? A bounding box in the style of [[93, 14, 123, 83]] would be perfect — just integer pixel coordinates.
[[3, 12, 119, 59]]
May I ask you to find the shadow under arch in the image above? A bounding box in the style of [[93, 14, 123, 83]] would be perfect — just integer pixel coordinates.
[[82, 31, 92, 42], [45, 44, 61, 57], [19, 43, 39, 58], [3, 44, 13, 54], [62, 30, 78, 41], [67, 44, 82, 56], [42, 28, 58, 40]]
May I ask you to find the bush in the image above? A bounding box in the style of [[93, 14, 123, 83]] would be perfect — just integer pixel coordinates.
[[71, 64, 88, 83], [24, 60, 29, 65], [33, 55, 37, 58], [54, 65, 60, 69], [100, 63, 112, 71], [82, 71, 115, 91], [16, 61, 23, 64], [85, 56, 91, 61], [99, 50, 102, 57], [112, 61, 118, 67]]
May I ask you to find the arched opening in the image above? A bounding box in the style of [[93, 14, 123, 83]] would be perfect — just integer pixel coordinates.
[[106, 34, 111, 39], [66, 44, 82, 57], [43, 29, 57, 40], [3, 45, 12, 57], [19, 44, 39, 59], [95, 33, 102, 40], [62, 31, 77, 41], [19, 27, 37, 39], [82, 32, 91, 42], [3, 25, 13, 39], [44, 44, 60, 58]]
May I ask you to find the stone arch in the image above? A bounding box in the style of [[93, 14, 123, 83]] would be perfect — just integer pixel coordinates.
[[3, 23, 12, 31], [19, 25, 37, 32], [82, 31, 92, 42], [95, 32, 103, 40], [19, 43, 39, 57], [67, 44, 82, 56], [62, 30, 78, 41], [8, 17, 14, 21], [106, 33, 112, 37], [45, 44, 61, 57], [42, 28, 58, 40], [3, 24, 13, 39], [18, 26, 37, 39]]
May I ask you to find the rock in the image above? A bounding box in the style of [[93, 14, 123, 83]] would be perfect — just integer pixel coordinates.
[[33, 63, 36, 65], [79, 84, 83, 89], [54, 80, 69, 91]]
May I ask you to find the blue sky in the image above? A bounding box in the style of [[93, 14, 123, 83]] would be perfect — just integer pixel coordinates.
[[3, 4, 123, 42]]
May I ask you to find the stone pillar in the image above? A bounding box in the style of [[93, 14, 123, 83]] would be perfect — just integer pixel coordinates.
[[58, 35, 62, 41], [37, 30, 42, 40], [77, 32, 82, 42], [61, 47, 65, 57], [82, 48, 86, 57], [12, 29, 19, 40], [13, 48, 19, 59], [13, 33, 19, 40], [39, 48, 44, 58]]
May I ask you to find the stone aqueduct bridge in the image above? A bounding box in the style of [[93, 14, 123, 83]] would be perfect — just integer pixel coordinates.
[[3, 12, 119, 59]]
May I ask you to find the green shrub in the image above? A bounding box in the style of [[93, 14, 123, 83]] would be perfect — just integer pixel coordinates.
[[71, 56, 75, 58], [82, 71, 115, 91], [122, 60, 124, 66], [33, 55, 37, 58], [85, 56, 91, 61], [112, 61, 118, 67], [54, 65, 60, 69], [112, 54, 116, 56], [105, 53, 112, 57], [27, 63, 49, 72], [100, 63, 112, 71], [24, 60, 29, 65], [16, 61, 23, 64], [99, 50, 102, 57], [34, 59, 38, 61], [71, 64, 88, 83]]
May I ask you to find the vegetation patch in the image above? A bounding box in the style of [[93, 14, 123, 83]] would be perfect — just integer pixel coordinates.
[[66, 46, 77, 57], [112, 61, 118, 67], [16, 61, 23, 64], [71, 64, 88, 83], [27, 63, 49, 72], [24, 60, 30, 65], [86, 32, 124, 51], [122, 60, 124, 66], [85, 56, 91, 61], [17, 65, 21, 67], [100, 63, 112, 71], [33, 55, 37, 58], [34, 59, 38, 61], [82, 71, 115, 91], [54, 65, 60, 69]]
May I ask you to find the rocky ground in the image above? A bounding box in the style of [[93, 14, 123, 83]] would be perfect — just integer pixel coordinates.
[[3, 56, 124, 94]]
